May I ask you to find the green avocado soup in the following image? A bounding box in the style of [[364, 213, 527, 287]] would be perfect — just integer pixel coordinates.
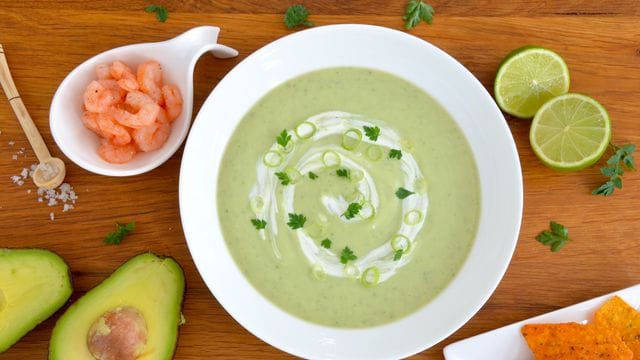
[[217, 67, 480, 327]]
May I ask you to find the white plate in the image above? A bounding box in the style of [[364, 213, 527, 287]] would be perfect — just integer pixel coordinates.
[[444, 283, 640, 359], [179, 24, 523, 359]]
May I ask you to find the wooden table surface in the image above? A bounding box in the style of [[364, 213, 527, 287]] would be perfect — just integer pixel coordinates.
[[1, 1, 639, 359]]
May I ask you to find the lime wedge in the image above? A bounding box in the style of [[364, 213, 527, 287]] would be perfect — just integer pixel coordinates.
[[494, 46, 570, 118], [530, 93, 611, 171]]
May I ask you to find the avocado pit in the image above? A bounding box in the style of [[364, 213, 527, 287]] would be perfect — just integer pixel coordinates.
[[87, 306, 147, 360]]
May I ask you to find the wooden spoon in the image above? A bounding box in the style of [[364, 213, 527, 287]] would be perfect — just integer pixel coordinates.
[[0, 44, 66, 189]]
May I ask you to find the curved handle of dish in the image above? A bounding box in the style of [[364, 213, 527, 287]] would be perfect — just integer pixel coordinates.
[[171, 26, 238, 62]]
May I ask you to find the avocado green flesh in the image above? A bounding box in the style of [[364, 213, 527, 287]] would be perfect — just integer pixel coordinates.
[[49, 253, 185, 360], [0, 248, 72, 353]]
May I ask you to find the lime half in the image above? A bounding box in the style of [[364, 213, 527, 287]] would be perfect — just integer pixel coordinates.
[[530, 93, 611, 171], [494, 46, 570, 118]]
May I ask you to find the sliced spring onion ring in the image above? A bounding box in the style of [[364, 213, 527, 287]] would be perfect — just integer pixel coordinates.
[[343, 264, 360, 278], [358, 200, 376, 220], [403, 210, 423, 225], [360, 266, 380, 288], [391, 234, 411, 253], [262, 150, 283, 167], [250, 196, 265, 213], [322, 150, 342, 169], [312, 264, 326, 280], [344, 188, 364, 203], [295, 121, 317, 140], [342, 128, 363, 151], [349, 169, 364, 183], [365, 145, 383, 161], [284, 167, 302, 184]]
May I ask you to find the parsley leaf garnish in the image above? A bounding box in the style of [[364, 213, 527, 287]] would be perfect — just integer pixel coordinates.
[[284, 4, 313, 28], [403, 0, 434, 30], [393, 249, 403, 261], [320, 238, 332, 249], [104, 221, 136, 245], [389, 149, 403, 159], [336, 168, 351, 179], [395, 187, 415, 199], [363, 126, 381, 141], [287, 213, 307, 229], [251, 219, 267, 230], [592, 143, 635, 196], [343, 202, 363, 220], [340, 246, 357, 264], [308, 171, 318, 180], [276, 130, 292, 149], [144, 5, 169, 22], [536, 221, 570, 252], [275, 171, 291, 185]]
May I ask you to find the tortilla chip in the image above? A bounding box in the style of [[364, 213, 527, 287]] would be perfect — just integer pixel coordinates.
[[521, 322, 632, 359], [594, 295, 640, 357]]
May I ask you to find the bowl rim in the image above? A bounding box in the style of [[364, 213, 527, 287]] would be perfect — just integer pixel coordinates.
[[179, 23, 523, 359]]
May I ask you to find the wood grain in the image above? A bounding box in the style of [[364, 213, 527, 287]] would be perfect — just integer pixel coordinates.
[[0, 1, 639, 359]]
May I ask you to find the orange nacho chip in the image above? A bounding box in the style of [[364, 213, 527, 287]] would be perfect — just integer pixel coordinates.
[[594, 295, 640, 357], [521, 322, 632, 359]]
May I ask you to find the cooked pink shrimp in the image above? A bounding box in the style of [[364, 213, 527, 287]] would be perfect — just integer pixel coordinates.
[[84, 81, 118, 113], [112, 91, 160, 128], [110, 61, 139, 92], [81, 111, 104, 136], [132, 120, 171, 152], [137, 60, 163, 105], [98, 79, 126, 103], [96, 64, 112, 80], [98, 139, 137, 164], [156, 108, 169, 124], [96, 113, 131, 146], [161, 85, 183, 121]]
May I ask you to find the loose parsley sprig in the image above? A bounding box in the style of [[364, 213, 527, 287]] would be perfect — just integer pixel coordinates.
[[343, 202, 363, 219], [340, 246, 357, 264], [336, 168, 351, 179], [251, 219, 267, 230], [144, 5, 169, 22], [393, 249, 403, 261], [320, 238, 332, 249], [308, 171, 319, 180], [104, 221, 136, 245], [287, 213, 307, 229], [592, 143, 636, 196], [363, 126, 380, 141], [395, 187, 415, 199], [536, 221, 570, 252], [403, 0, 434, 30], [276, 130, 292, 149], [284, 4, 313, 28], [389, 149, 403, 159]]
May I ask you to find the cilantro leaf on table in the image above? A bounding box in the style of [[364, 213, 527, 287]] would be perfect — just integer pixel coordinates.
[[593, 143, 635, 196], [104, 221, 136, 245], [284, 4, 313, 28], [144, 5, 169, 22], [535, 221, 570, 252], [403, 0, 434, 30]]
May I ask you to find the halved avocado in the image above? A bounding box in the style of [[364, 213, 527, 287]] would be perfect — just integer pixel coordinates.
[[49, 253, 185, 360], [0, 248, 72, 353]]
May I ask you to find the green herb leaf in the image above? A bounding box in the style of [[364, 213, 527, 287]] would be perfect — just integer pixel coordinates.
[[343, 202, 363, 220], [284, 4, 313, 28], [395, 187, 415, 199], [336, 168, 351, 179], [403, 0, 434, 30], [287, 213, 307, 229], [275, 171, 291, 185], [340, 246, 357, 264], [276, 129, 292, 149], [535, 221, 570, 252], [320, 238, 332, 249], [363, 126, 380, 141], [593, 143, 636, 196], [389, 149, 403, 160], [393, 249, 403, 261], [308, 171, 318, 180], [104, 221, 136, 245], [144, 4, 168, 22], [251, 219, 267, 230]]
